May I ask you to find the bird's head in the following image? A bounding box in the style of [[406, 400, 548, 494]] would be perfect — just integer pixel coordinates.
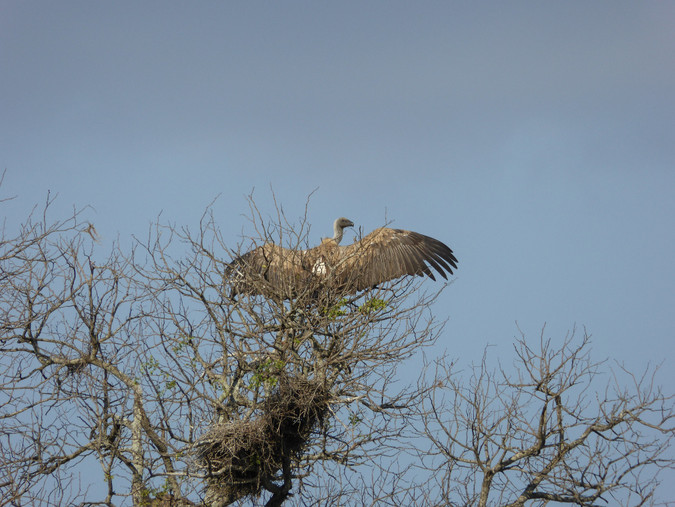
[[335, 217, 354, 230], [331, 217, 354, 244]]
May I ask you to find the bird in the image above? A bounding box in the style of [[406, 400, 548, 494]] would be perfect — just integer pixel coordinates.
[[227, 217, 457, 298]]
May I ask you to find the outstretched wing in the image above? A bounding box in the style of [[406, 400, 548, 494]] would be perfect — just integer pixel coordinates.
[[337, 227, 458, 291], [227, 243, 309, 296]]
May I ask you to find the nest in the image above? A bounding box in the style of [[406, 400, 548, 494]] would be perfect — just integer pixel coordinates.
[[198, 376, 330, 506]]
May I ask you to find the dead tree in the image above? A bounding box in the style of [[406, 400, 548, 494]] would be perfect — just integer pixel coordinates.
[[2, 192, 672, 506], [1, 195, 443, 506], [413, 328, 675, 506], [138, 198, 445, 506]]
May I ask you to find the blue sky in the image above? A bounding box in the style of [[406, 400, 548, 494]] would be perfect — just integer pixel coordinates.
[[2, 0, 674, 501]]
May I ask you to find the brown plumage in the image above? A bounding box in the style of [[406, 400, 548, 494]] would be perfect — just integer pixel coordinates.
[[227, 217, 457, 297]]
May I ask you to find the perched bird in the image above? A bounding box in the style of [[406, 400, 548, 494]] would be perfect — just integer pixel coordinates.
[[227, 217, 457, 297]]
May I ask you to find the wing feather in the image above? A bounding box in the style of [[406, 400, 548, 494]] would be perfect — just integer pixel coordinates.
[[399, 243, 417, 276], [337, 227, 457, 291], [227, 243, 308, 295]]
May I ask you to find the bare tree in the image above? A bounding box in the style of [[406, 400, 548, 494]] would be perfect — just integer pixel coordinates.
[[1, 195, 442, 506], [135, 197, 445, 506], [1, 192, 673, 506], [0, 195, 165, 505], [413, 328, 675, 506]]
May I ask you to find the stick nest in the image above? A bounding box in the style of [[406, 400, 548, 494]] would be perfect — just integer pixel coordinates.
[[198, 375, 330, 506]]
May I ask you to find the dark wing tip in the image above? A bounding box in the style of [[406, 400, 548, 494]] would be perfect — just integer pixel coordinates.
[[409, 231, 458, 281]]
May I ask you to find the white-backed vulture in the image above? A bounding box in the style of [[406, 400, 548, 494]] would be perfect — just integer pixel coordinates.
[[227, 217, 457, 297]]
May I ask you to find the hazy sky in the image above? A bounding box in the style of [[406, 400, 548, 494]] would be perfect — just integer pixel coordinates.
[[2, 1, 674, 501]]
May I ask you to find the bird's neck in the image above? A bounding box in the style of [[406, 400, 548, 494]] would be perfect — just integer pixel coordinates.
[[332, 222, 344, 245]]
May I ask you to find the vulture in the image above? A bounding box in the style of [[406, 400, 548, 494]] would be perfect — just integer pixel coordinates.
[[227, 217, 458, 297]]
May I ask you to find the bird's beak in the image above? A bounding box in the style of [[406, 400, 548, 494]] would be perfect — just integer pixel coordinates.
[[347, 220, 354, 228]]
